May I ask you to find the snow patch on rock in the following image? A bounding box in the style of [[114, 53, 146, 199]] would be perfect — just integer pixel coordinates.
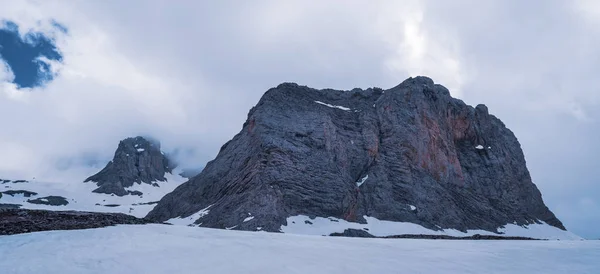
[[356, 175, 368, 187], [167, 204, 214, 227], [315, 101, 351, 111]]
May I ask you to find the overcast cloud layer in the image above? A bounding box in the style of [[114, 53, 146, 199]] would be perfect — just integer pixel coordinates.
[[0, 0, 598, 239]]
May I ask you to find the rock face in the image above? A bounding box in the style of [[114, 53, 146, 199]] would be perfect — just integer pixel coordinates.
[[147, 76, 565, 234], [85, 136, 174, 196]]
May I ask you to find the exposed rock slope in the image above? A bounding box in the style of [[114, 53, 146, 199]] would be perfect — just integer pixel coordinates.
[[85, 136, 175, 196], [147, 77, 565, 236]]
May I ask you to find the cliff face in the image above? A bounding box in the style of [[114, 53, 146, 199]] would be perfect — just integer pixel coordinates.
[[147, 76, 565, 233], [85, 136, 174, 196]]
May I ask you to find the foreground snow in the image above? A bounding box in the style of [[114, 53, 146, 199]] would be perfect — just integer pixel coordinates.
[[0, 172, 187, 217], [0, 225, 597, 274]]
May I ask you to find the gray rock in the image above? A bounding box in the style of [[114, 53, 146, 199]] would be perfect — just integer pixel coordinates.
[[27, 196, 69, 206], [383, 234, 537, 240], [330, 229, 375, 238], [127, 190, 143, 196], [103, 204, 121, 207], [0, 179, 29, 184], [0, 208, 155, 235], [2, 190, 37, 197], [0, 204, 22, 209], [147, 76, 566, 235], [84, 136, 175, 196]]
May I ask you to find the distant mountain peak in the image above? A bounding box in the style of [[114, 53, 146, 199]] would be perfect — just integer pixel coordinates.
[[84, 136, 176, 196]]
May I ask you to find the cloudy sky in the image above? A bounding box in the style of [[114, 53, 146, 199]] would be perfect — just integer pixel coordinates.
[[0, 0, 598, 239]]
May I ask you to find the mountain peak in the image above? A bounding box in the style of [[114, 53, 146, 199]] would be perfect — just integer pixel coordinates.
[[147, 77, 566, 237], [84, 136, 175, 196], [391, 76, 451, 97]]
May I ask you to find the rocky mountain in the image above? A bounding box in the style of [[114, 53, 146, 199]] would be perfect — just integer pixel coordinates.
[[85, 136, 175, 196], [147, 76, 568, 238], [0, 136, 187, 218]]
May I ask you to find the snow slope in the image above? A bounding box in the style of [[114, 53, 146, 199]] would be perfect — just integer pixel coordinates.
[[1, 173, 580, 240], [281, 215, 582, 240], [0, 172, 187, 217], [0, 224, 597, 274]]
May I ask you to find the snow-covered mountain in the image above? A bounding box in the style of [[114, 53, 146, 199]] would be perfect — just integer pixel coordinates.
[[0, 137, 188, 218], [84, 136, 178, 196], [0, 174, 186, 218]]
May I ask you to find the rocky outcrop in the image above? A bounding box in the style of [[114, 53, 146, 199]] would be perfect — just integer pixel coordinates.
[[1, 179, 29, 184], [147, 76, 565, 235], [27, 196, 69, 206], [383, 234, 537, 240], [84, 136, 175, 196], [1, 190, 37, 197], [0, 204, 21, 209], [328, 229, 537, 240], [330, 229, 375, 238], [0, 208, 154, 235]]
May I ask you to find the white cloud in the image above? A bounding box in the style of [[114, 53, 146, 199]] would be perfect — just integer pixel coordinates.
[[0, 1, 206, 180], [376, 1, 465, 95], [0, 59, 25, 101], [0, 58, 14, 82], [573, 0, 600, 26]]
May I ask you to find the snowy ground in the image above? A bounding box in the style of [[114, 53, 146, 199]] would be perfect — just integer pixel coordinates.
[[168, 210, 580, 240], [0, 172, 187, 217], [0, 224, 597, 274], [281, 215, 581, 240]]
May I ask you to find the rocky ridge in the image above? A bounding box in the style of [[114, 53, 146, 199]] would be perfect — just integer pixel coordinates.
[[0, 208, 154, 235]]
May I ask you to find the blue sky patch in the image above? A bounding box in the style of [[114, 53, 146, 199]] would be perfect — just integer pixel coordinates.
[[0, 20, 64, 89]]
